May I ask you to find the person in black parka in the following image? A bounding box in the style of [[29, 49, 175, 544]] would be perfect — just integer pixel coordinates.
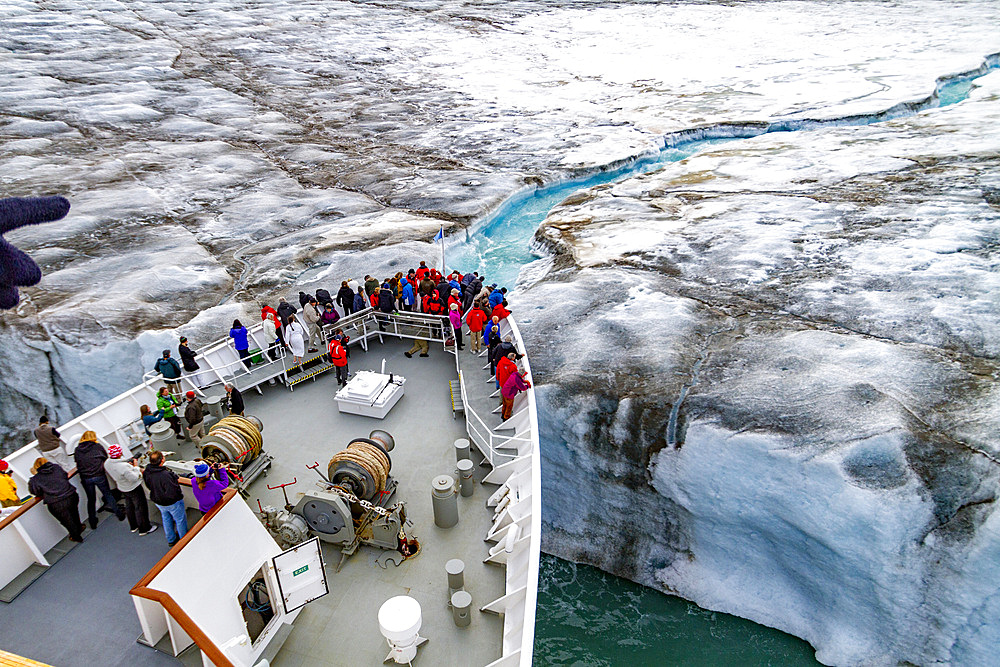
[[225, 383, 245, 416], [74, 431, 125, 528], [29, 457, 84, 542], [336, 281, 354, 315]]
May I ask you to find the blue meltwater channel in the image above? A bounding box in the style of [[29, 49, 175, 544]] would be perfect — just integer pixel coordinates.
[[446, 64, 996, 665]]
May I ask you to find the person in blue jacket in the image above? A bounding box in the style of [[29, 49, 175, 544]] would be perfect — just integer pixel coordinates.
[[352, 286, 366, 313], [401, 277, 415, 312], [489, 286, 506, 308], [139, 404, 164, 436], [229, 319, 252, 369], [153, 349, 182, 396]]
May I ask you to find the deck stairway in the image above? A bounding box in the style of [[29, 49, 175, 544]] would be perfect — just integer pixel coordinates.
[[284, 352, 335, 388]]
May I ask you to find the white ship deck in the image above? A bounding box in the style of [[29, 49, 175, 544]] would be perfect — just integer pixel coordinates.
[[0, 311, 539, 667]]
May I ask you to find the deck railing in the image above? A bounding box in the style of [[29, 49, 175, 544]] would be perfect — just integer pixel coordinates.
[[137, 306, 456, 395], [460, 316, 540, 667]]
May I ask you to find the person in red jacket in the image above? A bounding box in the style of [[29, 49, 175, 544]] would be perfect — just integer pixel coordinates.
[[415, 261, 429, 283], [423, 290, 445, 316], [447, 288, 462, 312], [465, 306, 487, 354], [496, 351, 518, 390], [328, 337, 349, 386], [492, 300, 511, 320]]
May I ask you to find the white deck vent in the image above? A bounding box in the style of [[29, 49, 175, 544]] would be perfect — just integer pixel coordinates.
[[378, 595, 427, 664]]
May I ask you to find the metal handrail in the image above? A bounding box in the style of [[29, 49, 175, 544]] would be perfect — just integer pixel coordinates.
[[461, 380, 532, 467], [501, 315, 542, 667]]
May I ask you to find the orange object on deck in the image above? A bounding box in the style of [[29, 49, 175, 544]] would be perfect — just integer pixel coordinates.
[[0, 649, 53, 667]]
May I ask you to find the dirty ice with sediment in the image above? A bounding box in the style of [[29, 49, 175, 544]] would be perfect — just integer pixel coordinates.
[[2, 1, 1000, 665]]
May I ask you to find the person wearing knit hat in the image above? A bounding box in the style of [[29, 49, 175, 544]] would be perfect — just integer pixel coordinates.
[[104, 445, 156, 536], [178, 336, 203, 388], [191, 460, 230, 514], [152, 349, 183, 397], [184, 391, 205, 445], [0, 459, 20, 508]]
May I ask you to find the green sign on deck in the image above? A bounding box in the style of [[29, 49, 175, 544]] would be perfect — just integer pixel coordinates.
[[293, 565, 309, 577]]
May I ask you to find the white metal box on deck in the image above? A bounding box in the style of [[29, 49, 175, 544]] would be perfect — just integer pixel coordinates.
[[334, 371, 406, 419]]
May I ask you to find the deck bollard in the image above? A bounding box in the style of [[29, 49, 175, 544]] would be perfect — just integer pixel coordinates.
[[432, 475, 459, 528], [457, 459, 474, 498], [454, 438, 471, 462], [446, 558, 465, 595], [451, 591, 472, 628], [205, 394, 225, 424], [148, 420, 177, 451]]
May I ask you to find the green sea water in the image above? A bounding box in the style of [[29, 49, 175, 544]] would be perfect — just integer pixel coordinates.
[[533, 555, 822, 666]]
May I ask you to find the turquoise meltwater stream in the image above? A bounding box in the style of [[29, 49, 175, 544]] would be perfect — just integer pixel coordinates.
[[446, 64, 995, 665], [448, 141, 720, 288]]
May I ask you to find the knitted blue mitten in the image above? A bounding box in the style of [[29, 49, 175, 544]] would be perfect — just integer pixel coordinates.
[[0, 196, 71, 309]]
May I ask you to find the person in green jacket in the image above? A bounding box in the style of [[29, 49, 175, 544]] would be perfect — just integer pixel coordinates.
[[156, 386, 182, 437]]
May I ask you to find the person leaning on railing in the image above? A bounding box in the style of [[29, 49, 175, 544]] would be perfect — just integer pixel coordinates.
[[336, 280, 354, 315], [229, 319, 252, 370], [320, 302, 341, 327], [178, 336, 201, 386], [353, 285, 366, 313], [501, 369, 531, 421], [0, 459, 21, 508], [156, 387, 183, 437], [28, 456, 84, 543], [33, 414, 72, 469], [152, 349, 182, 396]]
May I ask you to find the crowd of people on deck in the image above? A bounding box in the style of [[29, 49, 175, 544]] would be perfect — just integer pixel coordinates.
[[2, 260, 531, 548]]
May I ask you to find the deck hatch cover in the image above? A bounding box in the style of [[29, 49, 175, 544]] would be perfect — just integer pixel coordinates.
[[272, 536, 329, 614]]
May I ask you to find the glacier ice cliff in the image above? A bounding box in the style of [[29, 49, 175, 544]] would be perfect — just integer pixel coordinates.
[[515, 70, 1000, 665]]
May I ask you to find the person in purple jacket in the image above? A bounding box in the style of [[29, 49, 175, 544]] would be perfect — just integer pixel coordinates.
[[501, 369, 531, 421], [449, 303, 464, 350], [191, 461, 230, 514]]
